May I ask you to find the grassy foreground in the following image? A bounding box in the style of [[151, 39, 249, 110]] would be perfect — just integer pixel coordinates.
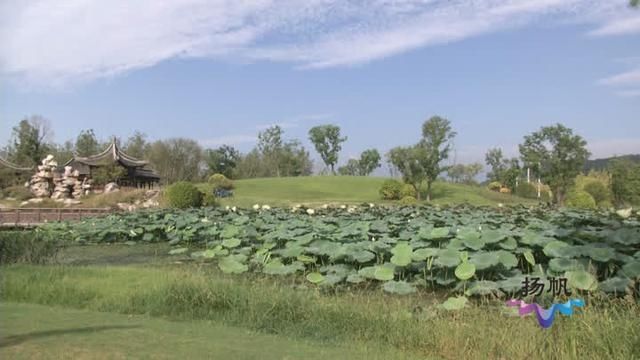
[[198, 176, 535, 208], [2, 264, 638, 359], [0, 302, 402, 360]]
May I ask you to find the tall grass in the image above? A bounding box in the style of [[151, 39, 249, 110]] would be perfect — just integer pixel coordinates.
[[2, 265, 638, 359]]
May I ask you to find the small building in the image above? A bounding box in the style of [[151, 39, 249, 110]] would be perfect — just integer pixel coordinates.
[[64, 138, 160, 188]]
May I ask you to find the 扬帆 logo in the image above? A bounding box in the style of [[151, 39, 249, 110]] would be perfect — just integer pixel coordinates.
[[506, 298, 584, 329]]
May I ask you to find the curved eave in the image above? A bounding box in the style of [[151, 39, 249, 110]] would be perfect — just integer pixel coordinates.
[[0, 157, 34, 172]]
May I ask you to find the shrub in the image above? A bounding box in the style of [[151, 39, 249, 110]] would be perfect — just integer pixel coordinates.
[[487, 182, 502, 192], [566, 191, 596, 210], [208, 174, 234, 190], [202, 192, 217, 207], [515, 182, 537, 199], [164, 182, 203, 209], [400, 184, 417, 198], [379, 179, 403, 200], [499, 187, 511, 194], [583, 181, 610, 205], [399, 196, 417, 205], [0, 231, 60, 264], [4, 185, 32, 201]]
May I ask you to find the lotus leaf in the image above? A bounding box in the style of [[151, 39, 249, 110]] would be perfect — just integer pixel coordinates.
[[383, 281, 416, 295], [455, 262, 476, 280], [306, 272, 325, 284], [441, 296, 468, 311], [391, 242, 413, 266], [565, 270, 597, 291]]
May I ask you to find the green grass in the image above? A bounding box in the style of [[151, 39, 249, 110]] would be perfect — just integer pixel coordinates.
[[198, 176, 536, 208], [0, 302, 406, 360], [2, 264, 638, 359]]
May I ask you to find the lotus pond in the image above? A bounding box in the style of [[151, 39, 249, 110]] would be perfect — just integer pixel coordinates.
[[41, 204, 640, 303]]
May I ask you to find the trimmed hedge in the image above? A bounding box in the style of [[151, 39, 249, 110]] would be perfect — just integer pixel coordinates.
[[208, 174, 234, 190], [0, 231, 60, 264], [164, 182, 203, 209], [566, 191, 597, 210]]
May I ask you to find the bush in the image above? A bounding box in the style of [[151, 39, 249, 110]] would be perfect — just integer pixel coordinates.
[[4, 185, 32, 201], [399, 196, 417, 205], [487, 182, 502, 192], [583, 181, 610, 205], [566, 191, 596, 210], [164, 182, 203, 209], [379, 179, 403, 200], [0, 231, 60, 264], [515, 182, 537, 199], [208, 174, 234, 190], [400, 184, 417, 198], [202, 192, 217, 207]]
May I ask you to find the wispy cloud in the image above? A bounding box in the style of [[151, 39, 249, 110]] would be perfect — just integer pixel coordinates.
[[598, 68, 640, 86], [199, 134, 257, 147], [616, 89, 640, 97], [1, 0, 638, 88]]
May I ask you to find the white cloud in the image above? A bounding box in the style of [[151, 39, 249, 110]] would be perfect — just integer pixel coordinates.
[[598, 68, 640, 86], [1, 0, 638, 88], [199, 134, 257, 147], [587, 138, 640, 158], [616, 89, 640, 97]]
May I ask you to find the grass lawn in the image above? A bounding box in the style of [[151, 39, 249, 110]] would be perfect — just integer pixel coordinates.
[[198, 176, 537, 208], [0, 302, 410, 360]]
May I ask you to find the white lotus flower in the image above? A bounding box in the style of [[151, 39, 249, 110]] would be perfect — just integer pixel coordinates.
[[225, 206, 230, 211], [322, 204, 329, 209], [616, 208, 632, 219], [369, 203, 374, 208], [232, 206, 237, 212], [306, 209, 315, 215], [201, 218, 210, 223], [253, 204, 260, 210], [498, 203, 504, 208], [347, 207, 355, 213], [261, 205, 271, 210], [340, 205, 347, 209]]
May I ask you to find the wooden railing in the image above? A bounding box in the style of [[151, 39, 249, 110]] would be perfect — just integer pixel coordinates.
[[0, 207, 113, 228]]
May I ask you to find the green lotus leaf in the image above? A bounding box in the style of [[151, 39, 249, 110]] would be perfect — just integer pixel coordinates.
[[621, 261, 640, 278], [346, 273, 365, 283], [218, 256, 248, 274], [543, 241, 570, 258], [499, 237, 518, 250], [352, 250, 375, 263], [481, 229, 506, 244], [455, 262, 476, 281], [411, 247, 438, 261], [390, 242, 413, 267], [373, 264, 395, 281], [221, 225, 241, 239], [429, 227, 451, 240], [440, 296, 468, 311], [496, 251, 518, 269], [599, 277, 631, 293], [279, 245, 304, 258], [296, 255, 316, 263], [461, 232, 485, 251], [565, 270, 597, 291], [523, 250, 536, 266], [222, 238, 241, 248], [383, 281, 416, 295], [469, 252, 499, 270], [435, 275, 456, 286], [498, 275, 526, 293], [321, 273, 345, 286], [468, 280, 500, 296], [435, 249, 461, 268], [168, 247, 189, 255], [306, 272, 325, 284], [263, 260, 302, 275], [585, 247, 617, 262], [548, 258, 584, 272], [358, 266, 377, 279]]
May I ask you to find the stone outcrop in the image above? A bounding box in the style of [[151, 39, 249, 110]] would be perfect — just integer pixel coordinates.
[[27, 155, 91, 200]]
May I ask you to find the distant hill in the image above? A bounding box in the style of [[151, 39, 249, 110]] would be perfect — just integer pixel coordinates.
[[584, 154, 640, 172]]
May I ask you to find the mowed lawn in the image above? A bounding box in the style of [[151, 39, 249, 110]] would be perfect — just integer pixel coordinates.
[[0, 303, 411, 360], [198, 176, 536, 208]]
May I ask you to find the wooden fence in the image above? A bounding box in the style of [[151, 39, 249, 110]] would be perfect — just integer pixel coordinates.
[[0, 207, 113, 228]]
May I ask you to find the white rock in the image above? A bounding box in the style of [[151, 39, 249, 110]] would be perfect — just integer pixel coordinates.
[[616, 208, 632, 219], [104, 182, 120, 193]]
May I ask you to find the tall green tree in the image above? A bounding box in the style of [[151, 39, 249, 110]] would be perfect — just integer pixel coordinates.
[[205, 145, 240, 179], [75, 129, 100, 157], [485, 148, 521, 189], [610, 159, 640, 206], [357, 149, 381, 176], [6, 116, 53, 166], [417, 116, 457, 201], [519, 124, 590, 206], [387, 146, 425, 200], [338, 159, 361, 176], [146, 138, 204, 184], [308, 125, 347, 175], [124, 131, 148, 159], [257, 126, 284, 176]]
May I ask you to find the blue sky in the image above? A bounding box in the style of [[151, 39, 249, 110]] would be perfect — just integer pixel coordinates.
[[1, 1, 639, 174]]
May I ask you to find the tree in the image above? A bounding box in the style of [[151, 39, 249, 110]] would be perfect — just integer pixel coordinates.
[[485, 148, 521, 190], [257, 126, 284, 177], [308, 125, 347, 174], [279, 140, 313, 177], [6, 116, 53, 166], [632, 0, 639, 7], [417, 116, 457, 201], [519, 124, 590, 206], [205, 145, 240, 179], [338, 158, 360, 176], [447, 164, 466, 183], [124, 131, 148, 159], [75, 129, 100, 157], [146, 138, 204, 184], [357, 149, 381, 176], [387, 146, 425, 200], [610, 159, 640, 206]]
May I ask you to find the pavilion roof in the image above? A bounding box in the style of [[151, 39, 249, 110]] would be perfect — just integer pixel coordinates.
[[64, 138, 149, 168], [0, 157, 34, 172]]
